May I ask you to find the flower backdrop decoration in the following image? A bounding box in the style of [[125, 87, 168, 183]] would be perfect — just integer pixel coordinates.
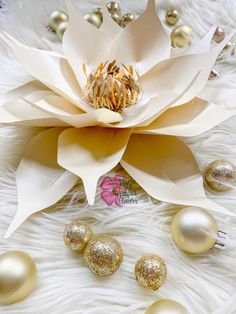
[[0, 0, 236, 238]]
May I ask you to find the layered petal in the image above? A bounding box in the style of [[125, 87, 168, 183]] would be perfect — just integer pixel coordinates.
[[5, 128, 78, 238], [134, 98, 236, 137], [121, 134, 234, 215], [58, 127, 132, 205], [109, 0, 170, 75]]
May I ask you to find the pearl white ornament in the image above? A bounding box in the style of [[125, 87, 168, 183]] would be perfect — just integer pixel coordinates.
[[145, 299, 189, 314]]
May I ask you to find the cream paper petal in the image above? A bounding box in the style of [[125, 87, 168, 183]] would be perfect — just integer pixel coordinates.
[[58, 127, 132, 205], [100, 1, 122, 40], [63, 0, 110, 89], [120, 134, 234, 216], [141, 31, 235, 106], [0, 32, 88, 111], [109, 0, 170, 76], [5, 128, 78, 238], [134, 98, 236, 137]]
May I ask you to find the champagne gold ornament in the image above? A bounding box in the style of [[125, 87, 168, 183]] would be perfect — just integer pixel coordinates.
[[208, 68, 219, 80], [93, 7, 103, 22], [213, 26, 225, 43], [56, 21, 67, 41], [171, 25, 192, 48], [135, 255, 167, 290], [111, 13, 122, 25], [64, 220, 93, 252], [49, 10, 68, 32], [84, 12, 103, 28], [205, 159, 236, 192], [145, 299, 189, 314], [0, 251, 37, 305], [165, 9, 180, 26], [121, 13, 135, 27], [106, 1, 121, 15], [171, 207, 218, 254], [84, 235, 123, 276]]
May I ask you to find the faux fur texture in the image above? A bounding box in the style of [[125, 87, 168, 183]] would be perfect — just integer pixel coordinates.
[[0, 1, 236, 313]]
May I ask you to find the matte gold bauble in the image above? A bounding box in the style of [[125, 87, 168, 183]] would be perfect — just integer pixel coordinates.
[[135, 255, 167, 290], [106, 1, 121, 15], [213, 26, 225, 43], [205, 159, 236, 192], [84, 235, 123, 276], [145, 299, 189, 314], [165, 9, 180, 26], [171, 207, 218, 254], [56, 21, 67, 41], [121, 13, 135, 27], [49, 10, 68, 32], [111, 13, 122, 25], [93, 7, 103, 22], [0, 251, 37, 305], [84, 12, 103, 28], [171, 25, 193, 48], [64, 220, 93, 252]]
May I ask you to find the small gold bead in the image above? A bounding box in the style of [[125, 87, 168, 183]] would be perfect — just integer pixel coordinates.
[[56, 21, 67, 41], [165, 9, 180, 26], [121, 13, 135, 27], [84, 235, 123, 276], [145, 299, 189, 314], [213, 26, 225, 43], [208, 68, 219, 80], [171, 25, 193, 48], [64, 220, 93, 252], [84, 12, 103, 28], [93, 7, 103, 22], [49, 10, 68, 32], [135, 255, 167, 290], [106, 1, 121, 15], [205, 159, 236, 192], [111, 13, 122, 25]]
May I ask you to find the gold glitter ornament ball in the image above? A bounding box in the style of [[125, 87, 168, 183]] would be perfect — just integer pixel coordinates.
[[135, 255, 167, 290], [165, 9, 180, 26], [145, 299, 189, 314], [171, 25, 193, 48], [0, 251, 37, 305], [84, 235, 123, 276], [49, 10, 68, 32], [205, 159, 236, 192], [64, 220, 93, 252], [84, 12, 103, 28], [171, 207, 218, 254]]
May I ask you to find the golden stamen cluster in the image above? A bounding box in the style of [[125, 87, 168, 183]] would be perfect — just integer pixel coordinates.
[[83, 60, 140, 113]]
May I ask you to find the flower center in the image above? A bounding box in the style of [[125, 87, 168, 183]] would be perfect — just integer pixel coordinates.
[[83, 60, 141, 113]]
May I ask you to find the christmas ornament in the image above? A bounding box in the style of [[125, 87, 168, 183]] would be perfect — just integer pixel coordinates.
[[0, 251, 37, 305], [111, 13, 122, 25], [171, 25, 193, 48], [106, 2, 121, 15], [56, 21, 67, 41], [84, 12, 103, 28], [213, 26, 225, 43], [84, 235, 123, 276], [165, 9, 180, 26], [49, 10, 68, 32], [145, 299, 189, 314], [121, 13, 135, 27], [171, 207, 218, 254], [135, 255, 167, 290], [205, 159, 236, 192], [64, 220, 93, 251], [208, 69, 219, 80], [93, 7, 103, 22]]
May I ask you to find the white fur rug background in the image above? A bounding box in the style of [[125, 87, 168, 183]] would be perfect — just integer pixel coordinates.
[[0, 1, 236, 313]]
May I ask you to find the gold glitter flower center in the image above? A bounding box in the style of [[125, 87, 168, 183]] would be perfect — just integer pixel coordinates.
[[83, 60, 140, 113]]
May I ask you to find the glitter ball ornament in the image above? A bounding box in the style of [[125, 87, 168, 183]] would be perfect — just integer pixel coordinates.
[[84, 235, 123, 276], [145, 299, 189, 314], [205, 159, 236, 192], [49, 10, 68, 32], [171, 25, 193, 48], [135, 255, 167, 290], [165, 9, 180, 26], [64, 220, 93, 252], [213, 26, 225, 43]]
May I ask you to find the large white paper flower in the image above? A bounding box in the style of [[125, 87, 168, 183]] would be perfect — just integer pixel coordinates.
[[0, 0, 235, 237]]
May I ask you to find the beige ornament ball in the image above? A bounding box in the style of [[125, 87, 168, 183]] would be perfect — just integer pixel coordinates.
[[49, 10, 68, 32], [56, 21, 68, 41], [106, 1, 121, 15], [0, 251, 37, 305], [165, 9, 180, 26], [135, 255, 167, 290], [171, 207, 218, 254], [171, 25, 193, 48], [84, 12, 103, 28], [213, 26, 225, 43], [121, 13, 135, 27], [84, 235, 123, 276], [205, 159, 236, 192], [145, 299, 189, 314], [64, 220, 93, 252]]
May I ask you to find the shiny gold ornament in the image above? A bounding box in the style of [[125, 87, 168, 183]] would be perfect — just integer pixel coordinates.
[[213, 26, 225, 43], [93, 7, 103, 22], [121, 13, 135, 27], [205, 159, 236, 192], [84, 235, 123, 276], [84, 12, 103, 28], [165, 9, 180, 26], [64, 220, 93, 252], [106, 2, 121, 15], [49, 10, 68, 32], [0, 251, 37, 305], [145, 299, 189, 314], [171, 25, 193, 48], [208, 68, 219, 80], [56, 21, 67, 41], [171, 207, 218, 254], [111, 13, 122, 25], [135, 255, 167, 290]]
